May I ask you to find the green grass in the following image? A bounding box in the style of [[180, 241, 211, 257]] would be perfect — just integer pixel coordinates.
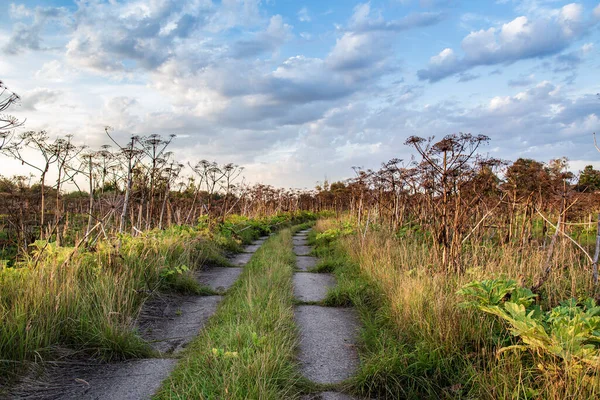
[[154, 228, 305, 399], [311, 218, 600, 399], [0, 215, 316, 389], [309, 227, 488, 399]]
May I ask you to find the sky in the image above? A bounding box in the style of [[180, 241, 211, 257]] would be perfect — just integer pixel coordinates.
[[1, 0, 600, 189]]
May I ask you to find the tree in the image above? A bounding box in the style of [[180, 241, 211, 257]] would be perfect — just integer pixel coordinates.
[[504, 158, 552, 243], [505, 158, 550, 199], [577, 165, 600, 192]]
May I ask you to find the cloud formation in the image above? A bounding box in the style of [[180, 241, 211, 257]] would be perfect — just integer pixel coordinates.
[[4, 5, 69, 54], [19, 87, 62, 110], [418, 3, 599, 82], [346, 3, 444, 32], [1, 0, 599, 188], [229, 15, 292, 59]]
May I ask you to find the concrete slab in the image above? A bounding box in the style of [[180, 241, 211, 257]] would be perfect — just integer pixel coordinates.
[[230, 236, 267, 264], [243, 244, 262, 253], [197, 267, 242, 292], [294, 273, 336, 302], [140, 267, 243, 354], [6, 359, 177, 400], [294, 245, 313, 256], [293, 237, 309, 246], [295, 306, 360, 384], [296, 256, 318, 271], [229, 252, 253, 266], [140, 295, 221, 354]]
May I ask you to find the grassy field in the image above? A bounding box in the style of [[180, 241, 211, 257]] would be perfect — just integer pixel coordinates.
[[155, 226, 310, 399], [3, 211, 598, 399], [310, 218, 600, 400], [0, 214, 315, 386]]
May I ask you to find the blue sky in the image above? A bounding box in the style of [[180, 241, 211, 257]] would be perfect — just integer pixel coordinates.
[[1, 0, 600, 188]]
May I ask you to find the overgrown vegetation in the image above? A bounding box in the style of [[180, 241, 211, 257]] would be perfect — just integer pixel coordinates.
[[3, 80, 600, 398], [0, 213, 315, 385], [302, 133, 600, 398], [313, 218, 600, 399], [460, 279, 600, 386], [155, 227, 304, 399]]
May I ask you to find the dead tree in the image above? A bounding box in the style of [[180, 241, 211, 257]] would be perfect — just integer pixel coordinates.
[[104, 127, 143, 234], [405, 133, 490, 273], [141, 134, 175, 229], [4, 131, 61, 238]]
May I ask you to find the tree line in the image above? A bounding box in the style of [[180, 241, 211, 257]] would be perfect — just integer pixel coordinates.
[[312, 133, 600, 276], [2, 80, 599, 279]]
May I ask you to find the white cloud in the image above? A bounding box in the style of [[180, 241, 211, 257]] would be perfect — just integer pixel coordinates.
[[325, 2, 442, 74], [298, 7, 311, 22], [4, 5, 69, 54], [229, 14, 293, 59], [2, 0, 599, 189], [418, 48, 459, 81], [20, 87, 62, 110], [326, 32, 389, 71], [346, 2, 443, 32], [9, 4, 32, 19], [418, 3, 598, 82], [35, 60, 76, 82]]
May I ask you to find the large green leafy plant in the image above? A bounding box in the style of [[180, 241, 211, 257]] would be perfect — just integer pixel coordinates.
[[458, 278, 600, 372]]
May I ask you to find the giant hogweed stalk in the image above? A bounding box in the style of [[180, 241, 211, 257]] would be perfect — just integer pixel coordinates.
[[458, 278, 600, 374]]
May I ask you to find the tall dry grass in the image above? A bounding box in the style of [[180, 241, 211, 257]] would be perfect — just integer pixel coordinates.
[[0, 226, 228, 373], [315, 219, 600, 399]]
